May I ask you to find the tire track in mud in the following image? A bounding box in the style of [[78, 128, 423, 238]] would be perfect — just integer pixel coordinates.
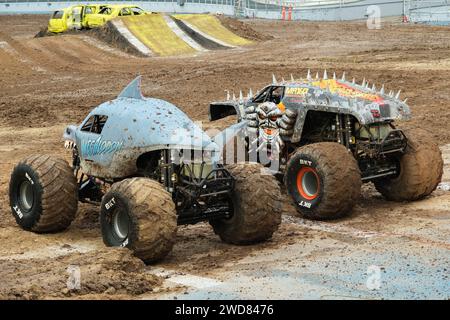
[[79, 35, 136, 59], [0, 40, 46, 73], [44, 36, 129, 65], [1, 32, 137, 74]]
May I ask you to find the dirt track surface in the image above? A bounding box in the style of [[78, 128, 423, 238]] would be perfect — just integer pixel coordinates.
[[0, 15, 449, 299]]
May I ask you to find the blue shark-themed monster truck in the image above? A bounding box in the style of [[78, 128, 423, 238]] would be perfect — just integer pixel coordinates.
[[8, 77, 282, 263]]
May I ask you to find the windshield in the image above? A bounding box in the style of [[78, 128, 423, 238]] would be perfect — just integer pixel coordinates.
[[52, 11, 64, 19]]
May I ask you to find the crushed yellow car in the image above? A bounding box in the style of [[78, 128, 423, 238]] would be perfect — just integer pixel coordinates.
[[47, 4, 108, 33], [48, 7, 73, 33], [82, 5, 109, 28], [84, 5, 148, 28]]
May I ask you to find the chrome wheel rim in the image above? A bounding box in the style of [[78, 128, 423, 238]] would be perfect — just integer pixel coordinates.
[[302, 171, 319, 197], [19, 180, 34, 211], [112, 209, 130, 241]]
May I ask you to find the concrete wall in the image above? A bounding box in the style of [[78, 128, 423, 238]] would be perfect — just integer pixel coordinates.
[[0, 0, 405, 20], [409, 5, 450, 23], [245, 0, 404, 20], [0, 1, 235, 15]]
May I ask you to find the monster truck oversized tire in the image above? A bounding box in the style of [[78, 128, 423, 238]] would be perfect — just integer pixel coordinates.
[[285, 142, 361, 220], [100, 178, 177, 263], [374, 128, 443, 201], [9, 154, 78, 232], [210, 163, 282, 244]]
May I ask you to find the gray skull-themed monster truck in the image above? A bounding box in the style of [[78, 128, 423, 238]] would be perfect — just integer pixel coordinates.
[[209, 71, 443, 220], [8, 77, 282, 263]]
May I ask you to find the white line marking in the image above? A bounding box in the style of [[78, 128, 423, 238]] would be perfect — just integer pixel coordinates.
[[152, 268, 222, 289], [162, 15, 207, 52], [283, 216, 380, 239], [437, 181, 450, 191], [181, 20, 236, 48], [110, 19, 152, 56]]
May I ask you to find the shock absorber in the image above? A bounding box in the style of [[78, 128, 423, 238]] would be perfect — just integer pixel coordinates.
[[160, 150, 173, 191], [345, 114, 352, 150], [335, 114, 345, 145]]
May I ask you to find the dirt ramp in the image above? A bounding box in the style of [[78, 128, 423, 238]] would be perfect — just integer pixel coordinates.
[[91, 14, 257, 57], [173, 14, 254, 47], [121, 14, 197, 56], [172, 18, 229, 50]]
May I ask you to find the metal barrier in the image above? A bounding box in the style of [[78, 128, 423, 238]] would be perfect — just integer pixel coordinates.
[[406, 0, 450, 24]]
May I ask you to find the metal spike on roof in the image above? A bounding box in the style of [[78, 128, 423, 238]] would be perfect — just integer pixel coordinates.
[[272, 74, 277, 84], [307, 69, 312, 80], [380, 84, 385, 95], [395, 90, 401, 99], [323, 70, 328, 80], [341, 72, 346, 81], [291, 74, 295, 81], [239, 90, 243, 101], [315, 72, 319, 79], [225, 90, 230, 100], [333, 72, 336, 80]]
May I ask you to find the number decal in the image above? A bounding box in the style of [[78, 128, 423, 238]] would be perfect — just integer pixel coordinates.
[[13, 205, 24, 219], [299, 200, 312, 208]]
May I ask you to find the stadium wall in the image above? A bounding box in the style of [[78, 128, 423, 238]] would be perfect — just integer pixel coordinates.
[[0, 0, 406, 20]]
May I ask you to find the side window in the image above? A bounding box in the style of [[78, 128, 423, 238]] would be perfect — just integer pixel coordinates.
[[81, 115, 95, 131], [81, 115, 108, 134], [85, 7, 93, 14], [99, 7, 111, 15], [269, 86, 285, 104], [119, 8, 131, 16], [131, 7, 144, 15], [252, 87, 271, 103]]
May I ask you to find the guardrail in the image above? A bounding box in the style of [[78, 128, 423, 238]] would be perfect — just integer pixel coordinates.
[[406, 0, 450, 23]]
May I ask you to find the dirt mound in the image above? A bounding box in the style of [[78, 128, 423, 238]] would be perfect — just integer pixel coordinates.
[[34, 27, 52, 38], [217, 16, 273, 41], [35, 27, 89, 38], [0, 248, 162, 299], [31, 21, 147, 56]]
